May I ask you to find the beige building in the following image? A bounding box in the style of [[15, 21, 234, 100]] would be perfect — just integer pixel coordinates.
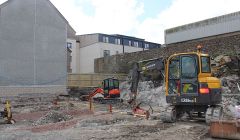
[[71, 33, 161, 74]]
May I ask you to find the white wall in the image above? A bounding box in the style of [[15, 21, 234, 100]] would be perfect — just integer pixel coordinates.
[[165, 12, 240, 44], [79, 43, 101, 73], [0, 0, 68, 86], [124, 45, 144, 53], [79, 42, 143, 74]]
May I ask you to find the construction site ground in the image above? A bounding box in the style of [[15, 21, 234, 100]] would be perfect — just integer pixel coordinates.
[[0, 97, 220, 140]]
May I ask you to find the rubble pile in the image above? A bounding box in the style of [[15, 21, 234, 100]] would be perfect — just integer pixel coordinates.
[[220, 76, 239, 119], [33, 111, 73, 126], [221, 75, 240, 94], [120, 81, 167, 107], [222, 96, 240, 119], [212, 54, 239, 77]]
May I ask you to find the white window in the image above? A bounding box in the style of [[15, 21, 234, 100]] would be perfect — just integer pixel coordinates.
[[115, 38, 121, 45], [133, 42, 138, 47], [67, 42, 72, 49], [128, 41, 132, 46], [103, 36, 109, 43], [145, 44, 149, 49], [103, 50, 110, 57]]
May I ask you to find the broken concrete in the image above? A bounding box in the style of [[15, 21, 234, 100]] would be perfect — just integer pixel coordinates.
[[120, 81, 167, 108], [33, 111, 73, 126]]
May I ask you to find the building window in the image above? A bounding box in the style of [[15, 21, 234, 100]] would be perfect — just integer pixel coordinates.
[[103, 50, 110, 57], [115, 38, 121, 45], [103, 36, 109, 43], [67, 42, 72, 49], [128, 41, 132, 46], [145, 44, 149, 49], [133, 41, 138, 47]]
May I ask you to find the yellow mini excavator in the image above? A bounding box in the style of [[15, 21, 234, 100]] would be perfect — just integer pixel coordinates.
[[129, 45, 222, 123], [0, 100, 15, 124]]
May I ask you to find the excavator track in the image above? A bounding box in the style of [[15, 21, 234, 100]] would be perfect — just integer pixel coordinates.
[[205, 105, 223, 124], [160, 105, 177, 123]]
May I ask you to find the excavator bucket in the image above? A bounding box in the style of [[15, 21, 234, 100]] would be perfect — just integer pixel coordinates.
[[210, 120, 240, 139], [133, 106, 150, 119], [132, 103, 153, 119]]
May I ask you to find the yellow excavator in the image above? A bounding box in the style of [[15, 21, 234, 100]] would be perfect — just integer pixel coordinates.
[[0, 100, 15, 124], [129, 45, 222, 123]]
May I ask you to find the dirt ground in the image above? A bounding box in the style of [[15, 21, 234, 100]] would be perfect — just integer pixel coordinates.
[[0, 98, 219, 140]]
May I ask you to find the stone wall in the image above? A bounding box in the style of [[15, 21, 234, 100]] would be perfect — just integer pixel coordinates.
[[95, 31, 240, 73]]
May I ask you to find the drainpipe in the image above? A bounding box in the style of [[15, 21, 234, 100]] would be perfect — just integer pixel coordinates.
[[142, 41, 145, 51], [122, 37, 125, 53]]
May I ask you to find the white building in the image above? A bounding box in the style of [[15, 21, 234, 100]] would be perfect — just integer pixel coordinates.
[[72, 33, 161, 74], [165, 11, 240, 44]]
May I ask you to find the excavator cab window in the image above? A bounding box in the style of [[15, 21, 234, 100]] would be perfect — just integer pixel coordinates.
[[103, 78, 119, 92], [113, 79, 119, 89], [180, 55, 198, 94], [103, 79, 109, 93], [109, 79, 114, 89], [168, 56, 180, 95], [201, 56, 211, 73], [181, 56, 198, 78], [169, 57, 180, 79]]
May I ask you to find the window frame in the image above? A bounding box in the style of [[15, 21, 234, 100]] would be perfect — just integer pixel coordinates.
[[103, 36, 109, 43], [145, 44, 149, 49], [103, 50, 110, 57], [181, 55, 198, 78], [168, 56, 180, 80], [128, 41, 132, 46], [115, 38, 121, 45], [67, 42, 72, 49], [133, 41, 139, 47], [201, 56, 211, 73]]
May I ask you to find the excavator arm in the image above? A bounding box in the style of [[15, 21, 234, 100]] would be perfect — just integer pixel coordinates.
[[128, 58, 165, 105]]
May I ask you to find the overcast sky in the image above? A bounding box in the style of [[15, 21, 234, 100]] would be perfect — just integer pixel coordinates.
[[0, 0, 240, 43]]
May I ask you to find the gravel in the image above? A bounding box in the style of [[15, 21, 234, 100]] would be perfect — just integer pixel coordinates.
[[33, 111, 73, 126]]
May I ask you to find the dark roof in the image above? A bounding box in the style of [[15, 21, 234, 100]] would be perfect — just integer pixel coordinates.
[[113, 34, 144, 41], [77, 33, 145, 41], [76, 33, 161, 45]]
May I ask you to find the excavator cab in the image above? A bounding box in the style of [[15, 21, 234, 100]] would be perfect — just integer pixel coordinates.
[[162, 46, 222, 123], [102, 78, 120, 98], [166, 51, 221, 104]]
